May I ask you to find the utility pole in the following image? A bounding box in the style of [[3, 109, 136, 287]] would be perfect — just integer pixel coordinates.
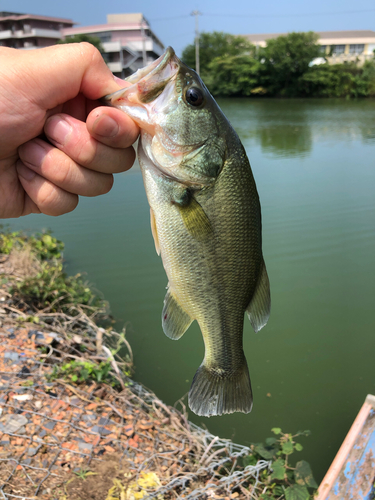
[[141, 17, 147, 67], [191, 10, 201, 75]]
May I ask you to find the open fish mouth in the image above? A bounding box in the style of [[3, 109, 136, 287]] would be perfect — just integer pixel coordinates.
[[102, 47, 180, 107], [126, 46, 176, 84]]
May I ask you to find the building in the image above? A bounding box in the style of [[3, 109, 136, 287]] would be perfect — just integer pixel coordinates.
[[245, 30, 375, 65], [61, 13, 165, 78], [0, 11, 74, 49]]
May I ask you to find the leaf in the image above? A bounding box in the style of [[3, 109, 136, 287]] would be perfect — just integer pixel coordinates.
[[254, 443, 278, 459], [285, 484, 310, 500], [271, 427, 282, 435], [270, 458, 286, 480], [294, 443, 303, 451], [281, 441, 294, 455], [266, 437, 278, 446], [294, 460, 318, 489]]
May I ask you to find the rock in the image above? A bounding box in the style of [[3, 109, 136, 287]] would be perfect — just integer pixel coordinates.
[[1, 414, 28, 434]]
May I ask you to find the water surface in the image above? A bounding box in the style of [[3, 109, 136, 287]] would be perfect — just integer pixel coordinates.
[[7, 99, 375, 481]]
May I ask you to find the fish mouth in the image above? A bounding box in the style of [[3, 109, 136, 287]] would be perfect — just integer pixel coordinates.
[[102, 47, 180, 109]]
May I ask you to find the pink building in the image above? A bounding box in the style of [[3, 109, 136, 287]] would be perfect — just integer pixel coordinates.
[[62, 13, 165, 78], [0, 11, 74, 49]]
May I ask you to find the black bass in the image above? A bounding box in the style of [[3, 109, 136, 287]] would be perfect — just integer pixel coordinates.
[[103, 47, 270, 417]]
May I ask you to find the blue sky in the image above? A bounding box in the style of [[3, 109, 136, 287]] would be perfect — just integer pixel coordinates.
[[1, 0, 375, 55]]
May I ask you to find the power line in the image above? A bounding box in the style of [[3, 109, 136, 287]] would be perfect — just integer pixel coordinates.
[[150, 8, 375, 22], [203, 8, 375, 18], [149, 15, 191, 22], [167, 31, 195, 40]]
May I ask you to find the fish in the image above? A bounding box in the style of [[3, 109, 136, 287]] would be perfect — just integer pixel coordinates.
[[103, 47, 271, 417]]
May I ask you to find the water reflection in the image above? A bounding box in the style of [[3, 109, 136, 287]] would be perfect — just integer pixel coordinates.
[[218, 98, 375, 158], [255, 125, 312, 158]]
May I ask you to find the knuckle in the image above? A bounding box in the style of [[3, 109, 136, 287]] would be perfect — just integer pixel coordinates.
[[75, 138, 97, 167], [53, 155, 73, 185], [37, 184, 78, 216]]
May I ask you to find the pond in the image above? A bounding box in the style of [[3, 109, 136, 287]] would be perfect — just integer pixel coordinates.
[[6, 98, 375, 481]]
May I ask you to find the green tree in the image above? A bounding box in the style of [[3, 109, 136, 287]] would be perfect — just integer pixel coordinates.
[[206, 54, 263, 96], [57, 34, 104, 53], [181, 31, 254, 78], [261, 31, 321, 95], [299, 62, 373, 97]]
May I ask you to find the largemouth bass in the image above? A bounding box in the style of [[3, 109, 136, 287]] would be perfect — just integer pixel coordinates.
[[104, 47, 271, 417]]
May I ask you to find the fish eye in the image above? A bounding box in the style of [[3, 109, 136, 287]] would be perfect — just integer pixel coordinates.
[[185, 87, 204, 107]]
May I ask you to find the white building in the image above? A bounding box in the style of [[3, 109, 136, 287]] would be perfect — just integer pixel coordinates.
[[62, 13, 165, 78], [245, 30, 375, 65]]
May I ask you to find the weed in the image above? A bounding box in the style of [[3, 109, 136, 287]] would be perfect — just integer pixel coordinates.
[[49, 359, 121, 388], [73, 469, 97, 480], [245, 428, 318, 499]]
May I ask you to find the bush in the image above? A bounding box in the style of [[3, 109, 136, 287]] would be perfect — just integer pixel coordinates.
[[299, 63, 373, 97]]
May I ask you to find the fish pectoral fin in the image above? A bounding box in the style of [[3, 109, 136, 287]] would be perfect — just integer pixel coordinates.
[[175, 196, 213, 241], [188, 360, 253, 417], [150, 208, 160, 256], [246, 259, 271, 333], [162, 288, 193, 340]]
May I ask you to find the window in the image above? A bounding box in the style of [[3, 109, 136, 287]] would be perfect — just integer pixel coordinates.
[[332, 45, 345, 54], [320, 45, 326, 53], [349, 44, 364, 54], [94, 32, 111, 43]]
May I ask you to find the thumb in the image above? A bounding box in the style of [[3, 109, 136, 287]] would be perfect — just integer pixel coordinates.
[[15, 43, 124, 110]]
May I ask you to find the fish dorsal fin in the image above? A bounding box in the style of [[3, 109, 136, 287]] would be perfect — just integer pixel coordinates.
[[162, 287, 193, 340], [172, 189, 213, 241], [246, 259, 271, 333], [150, 208, 160, 256]]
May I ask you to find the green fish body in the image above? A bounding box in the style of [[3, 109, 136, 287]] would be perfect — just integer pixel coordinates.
[[104, 47, 270, 416]]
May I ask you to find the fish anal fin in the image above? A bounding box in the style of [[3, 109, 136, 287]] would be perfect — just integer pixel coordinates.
[[162, 288, 193, 340], [150, 207, 160, 256], [188, 359, 253, 417], [246, 259, 271, 333]]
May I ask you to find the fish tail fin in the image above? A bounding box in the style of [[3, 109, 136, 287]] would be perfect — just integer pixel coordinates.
[[188, 360, 253, 417]]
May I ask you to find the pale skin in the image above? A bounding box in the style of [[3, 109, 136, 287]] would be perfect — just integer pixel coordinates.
[[0, 42, 139, 218]]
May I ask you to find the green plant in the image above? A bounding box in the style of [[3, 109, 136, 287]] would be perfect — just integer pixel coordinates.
[[73, 468, 97, 480], [244, 428, 318, 499], [0, 228, 64, 260], [0, 230, 106, 315], [11, 262, 105, 314], [49, 359, 118, 386]]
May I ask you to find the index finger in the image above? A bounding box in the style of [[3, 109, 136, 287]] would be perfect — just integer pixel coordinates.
[[86, 106, 139, 149]]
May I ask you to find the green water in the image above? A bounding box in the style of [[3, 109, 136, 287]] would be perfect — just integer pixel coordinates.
[[6, 99, 375, 481]]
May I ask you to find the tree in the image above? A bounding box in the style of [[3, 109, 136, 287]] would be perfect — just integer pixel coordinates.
[[57, 34, 104, 54], [260, 32, 321, 95], [181, 31, 254, 78], [299, 62, 375, 98], [206, 55, 263, 96]]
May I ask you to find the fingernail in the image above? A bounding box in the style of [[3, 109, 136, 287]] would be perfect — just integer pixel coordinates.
[[16, 161, 36, 181], [93, 115, 119, 138], [45, 115, 72, 146], [18, 140, 46, 168]]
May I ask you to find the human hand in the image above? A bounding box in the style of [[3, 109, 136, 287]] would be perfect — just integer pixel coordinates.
[[0, 43, 139, 218]]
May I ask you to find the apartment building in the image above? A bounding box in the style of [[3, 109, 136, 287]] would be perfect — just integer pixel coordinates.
[[61, 13, 165, 78], [0, 11, 74, 49], [0, 11, 164, 78]]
